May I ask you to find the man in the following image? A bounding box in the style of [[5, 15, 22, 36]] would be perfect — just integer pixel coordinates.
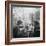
[[13, 20, 25, 38]]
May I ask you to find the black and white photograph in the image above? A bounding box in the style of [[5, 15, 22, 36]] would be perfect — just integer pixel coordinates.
[[11, 6, 40, 38], [5, 1, 45, 44]]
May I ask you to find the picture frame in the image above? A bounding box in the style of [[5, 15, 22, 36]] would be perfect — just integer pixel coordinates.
[[5, 1, 45, 45]]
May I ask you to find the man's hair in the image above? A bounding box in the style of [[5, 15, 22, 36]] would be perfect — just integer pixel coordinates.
[[17, 20, 22, 25]]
